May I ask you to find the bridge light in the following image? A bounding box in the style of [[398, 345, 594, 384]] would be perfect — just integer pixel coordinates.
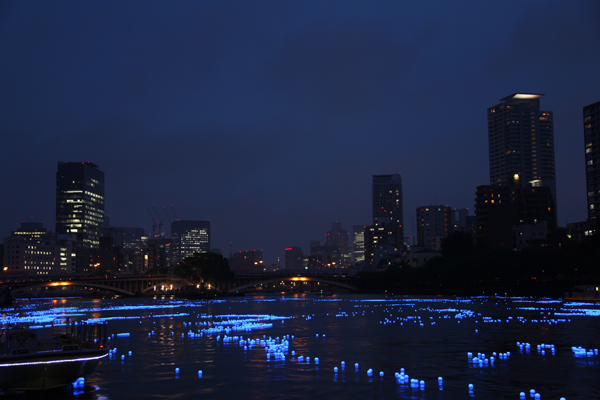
[[50, 281, 71, 287]]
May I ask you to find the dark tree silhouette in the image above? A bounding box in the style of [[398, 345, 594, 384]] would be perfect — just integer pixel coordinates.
[[173, 252, 233, 288], [440, 231, 475, 257]]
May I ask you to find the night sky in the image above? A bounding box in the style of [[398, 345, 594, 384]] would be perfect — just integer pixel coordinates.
[[1, 1, 599, 265]]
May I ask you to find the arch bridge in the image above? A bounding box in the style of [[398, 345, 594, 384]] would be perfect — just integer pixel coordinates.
[[228, 273, 359, 293], [9, 276, 192, 297]]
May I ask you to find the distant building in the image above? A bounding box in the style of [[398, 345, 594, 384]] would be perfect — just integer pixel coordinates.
[[475, 182, 556, 250], [146, 237, 171, 271], [514, 221, 549, 249], [105, 227, 149, 272], [229, 250, 264, 272], [324, 222, 350, 266], [171, 220, 210, 265], [475, 185, 517, 250], [451, 208, 475, 234], [55, 162, 105, 249], [352, 225, 365, 264], [305, 254, 331, 269], [427, 235, 445, 251], [364, 225, 402, 267], [487, 94, 556, 206], [309, 239, 337, 266], [409, 246, 441, 268], [416, 205, 451, 246], [372, 174, 404, 236], [78, 236, 119, 275], [309, 240, 321, 253], [3, 222, 76, 276], [106, 227, 146, 250], [584, 100, 600, 229], [366, 174, 404, 265], [284, 247, 304, 270]]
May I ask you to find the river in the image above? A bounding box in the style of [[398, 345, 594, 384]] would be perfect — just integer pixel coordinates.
[[2, 294, 599, 399]]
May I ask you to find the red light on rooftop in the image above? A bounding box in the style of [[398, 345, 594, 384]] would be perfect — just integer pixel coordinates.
[[285, 248, 292, 251]]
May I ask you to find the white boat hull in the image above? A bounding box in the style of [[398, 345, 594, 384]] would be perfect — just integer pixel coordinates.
[[0, 348, 108, 391]]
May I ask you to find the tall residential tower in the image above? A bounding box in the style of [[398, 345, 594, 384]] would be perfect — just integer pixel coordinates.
[[365, 174, 404, 266], [584, 100, 600, 223], [372, 174, 404, 234], [55, 162, 105, 248], [487, 94, 556, 204]]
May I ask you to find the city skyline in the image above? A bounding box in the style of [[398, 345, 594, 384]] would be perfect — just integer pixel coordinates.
[[1, 2, 599, 264]]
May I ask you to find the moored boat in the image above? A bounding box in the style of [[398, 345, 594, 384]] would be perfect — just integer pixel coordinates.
[[0, 321, 109, 391]]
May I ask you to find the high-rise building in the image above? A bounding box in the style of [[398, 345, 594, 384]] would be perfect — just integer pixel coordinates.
[[416, 205, 451, 247], [284, 247, 304, 270], [487, 94, 556, 204], [372, 174, 404, 231], [324, 222, 350, 266], [584, 100, 600, 224], [170, 220, 210, 265], [366, 174, 404, 265], [352, 225, 365, 264], [56, 162, 105, 249]]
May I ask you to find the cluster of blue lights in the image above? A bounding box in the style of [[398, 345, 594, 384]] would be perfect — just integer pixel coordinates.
[[5, 295, 600, 399], [467, 351, 511, 368], [571, 346, 599, 358]]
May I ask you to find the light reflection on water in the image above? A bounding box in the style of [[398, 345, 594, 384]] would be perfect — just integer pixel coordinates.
[[1, 295, 600, 399]]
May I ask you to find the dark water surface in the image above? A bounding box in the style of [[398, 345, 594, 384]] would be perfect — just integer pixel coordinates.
[[3, 294, 600, 399]]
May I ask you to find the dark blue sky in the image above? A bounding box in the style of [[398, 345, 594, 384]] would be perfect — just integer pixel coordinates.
[[1, 1, 599, 265]]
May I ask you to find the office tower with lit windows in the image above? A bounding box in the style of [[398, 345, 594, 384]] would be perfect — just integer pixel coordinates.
[[584, 100, 600, 223], [55, 162, 105, 249], [3, 221, 77, 276], [170, 220, 210, 265], [487, 94, 556, 204], [352, 225, 365, 264]]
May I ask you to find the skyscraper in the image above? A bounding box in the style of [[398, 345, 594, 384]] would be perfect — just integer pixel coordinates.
[[487, 94, 556, 204], [372, 174, 404, 232], [352, 224, 365, 264], [584, 100, 600, 223], [324, 222, 350, 266], [55, 162, 105, 249], [365, 174, 404, 266], [171, 220, 210, 265]]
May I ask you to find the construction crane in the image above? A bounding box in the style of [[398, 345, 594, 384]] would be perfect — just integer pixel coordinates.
[[170, 204, 179, 221], [146, 206, 157, 237], [164, 206, 175, 223], [152, 204, 164, 237]]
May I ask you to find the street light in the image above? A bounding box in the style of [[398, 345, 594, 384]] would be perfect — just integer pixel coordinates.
[[3, 266, 7, 281]]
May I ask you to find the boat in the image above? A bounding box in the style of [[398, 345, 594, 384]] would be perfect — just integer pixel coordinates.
[[0, 320, 109, 391]]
